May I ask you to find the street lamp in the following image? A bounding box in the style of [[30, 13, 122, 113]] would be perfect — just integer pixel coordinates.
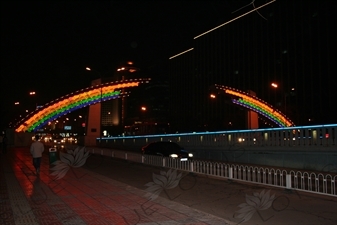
[[270, 83, 295, 115], [271, 82, 279, 109], [29, 91, 38, 109], [85, 66, 103, 139], [116, 62, 140, 129]]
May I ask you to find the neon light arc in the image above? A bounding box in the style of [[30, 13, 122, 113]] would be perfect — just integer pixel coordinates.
[[15, 78, 150, 132], [214, 84, 294, 127]]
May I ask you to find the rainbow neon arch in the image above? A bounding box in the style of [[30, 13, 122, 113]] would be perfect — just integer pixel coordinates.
[[214, 84, 295, 127], [15, 78, 150, 132]]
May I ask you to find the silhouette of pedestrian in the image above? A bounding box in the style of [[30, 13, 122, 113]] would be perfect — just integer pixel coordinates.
[[30, 135, 44, 175], [2, 134, 8, 154]]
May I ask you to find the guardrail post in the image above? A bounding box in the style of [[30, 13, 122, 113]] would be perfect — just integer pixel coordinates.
[[229, 167, 233, 179], [125, 153, 128, 160], [286, 174, 292, 189], [163, 158, 166, 167], [190, 161, 194, 172], [142, 155, 145, 163]]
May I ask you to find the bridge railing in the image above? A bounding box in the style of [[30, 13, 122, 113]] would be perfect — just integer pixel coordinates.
[[87, 147, 336, 197], [98, 124, 336, 150]]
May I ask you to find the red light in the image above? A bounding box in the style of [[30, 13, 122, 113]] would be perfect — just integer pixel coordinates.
[[325, 134, 329, 138]]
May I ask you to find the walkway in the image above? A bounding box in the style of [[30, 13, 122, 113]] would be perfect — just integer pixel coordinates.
[[1, 147, 336, 225]]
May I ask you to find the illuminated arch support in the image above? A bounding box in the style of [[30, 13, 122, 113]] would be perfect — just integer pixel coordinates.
[[15, 78, 150, 132], [214, 84, 295, 127]]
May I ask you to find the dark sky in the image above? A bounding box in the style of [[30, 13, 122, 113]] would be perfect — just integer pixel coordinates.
[[2, 0, 336, 129], [1, 0, 255, 128]]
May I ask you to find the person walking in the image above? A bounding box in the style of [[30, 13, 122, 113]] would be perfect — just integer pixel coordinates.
[[30, 135, 44, 175]]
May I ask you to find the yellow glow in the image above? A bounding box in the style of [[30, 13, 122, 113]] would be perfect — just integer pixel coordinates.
[[169, 48, 194, 59], [221, 86, 293, 127], [15, 79, 148, 132]]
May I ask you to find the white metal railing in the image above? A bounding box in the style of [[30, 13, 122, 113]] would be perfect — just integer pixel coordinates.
[[89, 148, 337, 197]]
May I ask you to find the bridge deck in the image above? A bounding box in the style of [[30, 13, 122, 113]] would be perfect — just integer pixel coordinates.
[[1, 147, 336, 225]]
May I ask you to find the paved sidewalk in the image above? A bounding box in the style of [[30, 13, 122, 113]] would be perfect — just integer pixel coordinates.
[[1, 146, 337, 225], [1, 147, 232, 225]]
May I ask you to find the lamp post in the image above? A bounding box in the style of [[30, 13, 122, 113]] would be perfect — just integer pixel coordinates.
[[85, 67, 103, 144], [116, 62, 139, 134], [29, 91, 38, 109], [270, 83, 296, 120]]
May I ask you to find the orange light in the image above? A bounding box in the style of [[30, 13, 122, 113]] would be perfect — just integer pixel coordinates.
[[271, 83, 278, 88]]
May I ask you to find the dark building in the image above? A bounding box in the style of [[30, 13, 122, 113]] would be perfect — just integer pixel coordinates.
[[168, 0, 336, 132]]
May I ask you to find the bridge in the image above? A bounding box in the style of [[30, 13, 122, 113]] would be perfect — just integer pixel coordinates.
[[15, 78, 151, 132], [11, 79, 336, 172], [97, 123, 337, 172], [14, 81, 294, 133], [8, 79, 336, 198]]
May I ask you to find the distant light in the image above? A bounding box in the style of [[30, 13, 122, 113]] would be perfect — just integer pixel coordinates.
[[127, 61, 133, 65], [15, 102, 20, 105], [169, 48, 194, 59], [271, 83, 278, 88], [210, 94, 216, 99], [85, 67, 91, 71]]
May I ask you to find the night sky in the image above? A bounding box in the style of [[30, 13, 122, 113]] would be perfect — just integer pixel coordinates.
[[1, 0, 336, 130], [1, 0, 251, 129]]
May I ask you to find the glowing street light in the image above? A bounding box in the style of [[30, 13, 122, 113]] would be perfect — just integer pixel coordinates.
[[271, 83, 278, 88]]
